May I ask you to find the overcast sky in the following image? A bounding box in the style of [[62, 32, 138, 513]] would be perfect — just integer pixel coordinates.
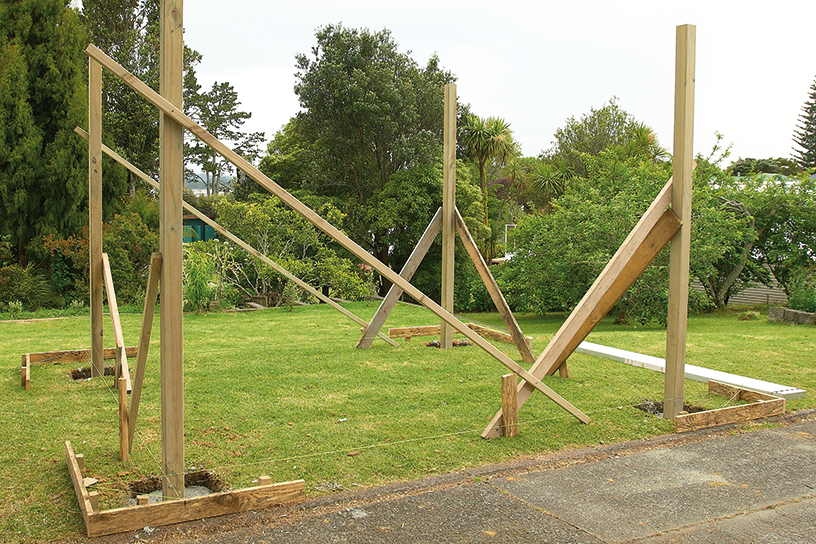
[[177, 0, 814, 162]]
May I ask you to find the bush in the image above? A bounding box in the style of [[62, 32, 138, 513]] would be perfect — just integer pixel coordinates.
[[787, 269, 816, 313], [0, 263, 55, 309]]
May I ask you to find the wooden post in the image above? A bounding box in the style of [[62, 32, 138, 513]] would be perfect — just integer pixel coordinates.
[[76, 454, 85, 477], [102, 253, 132, 391], [501, 374, 519, 437], [664, 24, 695, 421], [259, 476, 272, 486], [89, 58, 104, 378], [440, 83, 457, 348], [160, 0, 185, 500], [118, 377, 129, 462], [136, 495, 149, 506], [21, 353, 31, 390], [88, 491, 100, 513]]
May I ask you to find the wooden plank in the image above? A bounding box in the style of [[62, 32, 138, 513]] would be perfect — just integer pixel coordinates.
[[73, 127, 397, 349], [65, 441, 93, 525], [89, 58, 104, 378], [26, 346, 138, 365], [452, 213, 535, 365], [501, 374, 519, 438], [102, 253, 131, 391], [558, 361, 570, 379], [389, 325, 442, 338], [466, 323, 532, 346], [483, 204, 681, 438], [357, 208, 442, 348], [129, 253, 161, 452], [576, 340, 807, 400], [85, 480, 305, 537], [674, 398, 784, 433], [440, 83, 457, 348], [159, 0, 185, 500], [118, 378, 129, 462], [707, 380, 777, 403], [664, 24, 696, 420], [84, 45, 588, 424]]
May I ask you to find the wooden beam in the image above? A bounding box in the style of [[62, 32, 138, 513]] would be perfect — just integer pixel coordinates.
[[73, 127, 397, 348], [482, 189, 682, 438], [129, 253, 161, 452], [25, 346, 138, 365], [84, 479, 304, 537], [118, 378, 129, 462], [664, 24, 696, 421], [65, 442, 94, 526], [389, 325, 442, 339], [102, 253, 131, 392], [89, 58, 104, 378], [465, 323, 532, 346], [455, 209, 534, 364], [84, 45, 588, 424], [159, 0, 185, 500], [674, 394, 784, 433], [440, 83, 457, 348], [501, 374, 519, 438], [357, 208, 442, 348]]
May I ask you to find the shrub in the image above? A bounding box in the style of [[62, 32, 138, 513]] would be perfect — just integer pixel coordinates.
[[787, 268, 816, 313], [0, 263, 55, 308]]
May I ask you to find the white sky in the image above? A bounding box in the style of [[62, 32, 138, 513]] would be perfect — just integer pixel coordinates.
[[178, 0, 815, 162]]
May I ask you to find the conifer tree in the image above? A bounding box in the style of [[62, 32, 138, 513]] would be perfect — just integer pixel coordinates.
[[792, 77, 816, 170]]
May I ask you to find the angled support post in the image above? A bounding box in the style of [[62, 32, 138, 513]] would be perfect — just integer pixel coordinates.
[[454, 209, 535, 365], [101, 253, 132, 392], [482, 179, 682, 438], [664, 24, 696, 421], [357, 208, 442, 348], [129, 252, 162, 452]]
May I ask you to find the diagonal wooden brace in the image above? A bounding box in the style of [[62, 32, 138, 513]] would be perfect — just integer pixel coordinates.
[[482, 179, 682, 438], [86, 44, 588, 424]]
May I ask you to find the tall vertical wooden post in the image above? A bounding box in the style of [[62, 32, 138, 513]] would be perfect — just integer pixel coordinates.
[[664, 24, 695, 421], [88, 58, 104, 378], [440, 83, 457, 349], [160, 0, 185, 500]]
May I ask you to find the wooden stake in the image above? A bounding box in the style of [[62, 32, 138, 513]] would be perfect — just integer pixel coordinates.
[[118, 377, 129, 462], [88, 58, 104, 378], [22, 353, 31, 391], [501, 374, 519, 438], [258, 476, 272, 486], [558, 361, 571, 379], [76, 454, 85, 477], [664, 24, 696, 421], [137, 495, 149, 506], [440, 83, 457, 348], [159, 0, 185, 500], [357, 208, 442, 348], [84, 45, 588, 424], [129, 253, 161, 452], [88, 492, 100, 513]]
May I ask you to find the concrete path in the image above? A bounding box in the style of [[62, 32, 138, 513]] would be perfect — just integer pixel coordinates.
[[102, 411, 816, 544]]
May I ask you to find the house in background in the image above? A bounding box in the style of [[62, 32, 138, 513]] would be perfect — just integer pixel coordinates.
[[183, 215, 218, 243]]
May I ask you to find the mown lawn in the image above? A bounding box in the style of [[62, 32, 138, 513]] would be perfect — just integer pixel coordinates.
[[1, 302, 812, 542]]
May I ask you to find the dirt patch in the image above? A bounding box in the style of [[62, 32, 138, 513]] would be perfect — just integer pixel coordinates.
[[128, 470, 228, 496], [423, 339, 470, 348], [635, 399, 708, 416], [70, 366, 115, 380]]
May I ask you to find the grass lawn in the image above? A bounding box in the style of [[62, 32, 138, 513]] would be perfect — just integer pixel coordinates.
[[1, 302, 813, 542]]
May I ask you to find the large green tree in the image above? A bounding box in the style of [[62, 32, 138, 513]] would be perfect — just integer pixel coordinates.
[[0, 0, 123, 263], [291, 24, 455, 288], [792, 76, 816, 170], [541, 98, 642, 178]]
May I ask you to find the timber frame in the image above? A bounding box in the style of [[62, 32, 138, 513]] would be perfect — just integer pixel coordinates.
[[674, 381, 785, 433]]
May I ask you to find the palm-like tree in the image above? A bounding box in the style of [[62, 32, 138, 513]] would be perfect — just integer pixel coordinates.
[[461, 115, 517, 224]]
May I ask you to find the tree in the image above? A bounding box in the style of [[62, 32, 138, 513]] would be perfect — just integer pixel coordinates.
[[0, 0, 127, 263], [185, 80, 265, 196], [81, 0, 204, 195], [541, 98, 641, 178], [292, 24, 454, 289], [460, 115, 518, 225], [792, 76, 816, 170]]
